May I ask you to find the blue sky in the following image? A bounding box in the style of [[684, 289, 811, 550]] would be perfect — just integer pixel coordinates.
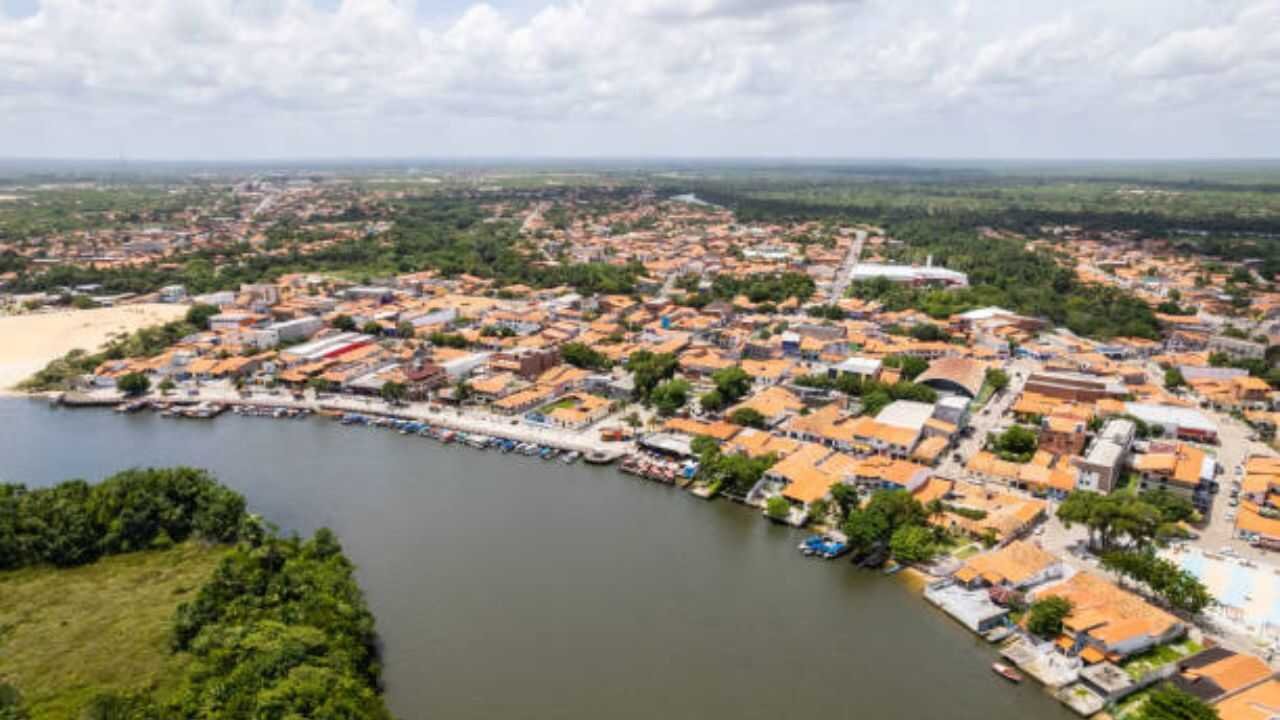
[[0, 0, 1277, 160]]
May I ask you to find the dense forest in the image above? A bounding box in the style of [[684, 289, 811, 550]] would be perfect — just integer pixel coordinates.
[[0, 467, 393, 720], [850, 219, 1161, 339]]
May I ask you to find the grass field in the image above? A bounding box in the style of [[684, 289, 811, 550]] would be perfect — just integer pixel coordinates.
[[0, 542, 230, 719]]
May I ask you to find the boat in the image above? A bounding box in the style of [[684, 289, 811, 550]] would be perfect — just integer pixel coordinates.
[[561, 451, 580, 464], [992, 663, 1023, 683], [584, 450, 614, 465]]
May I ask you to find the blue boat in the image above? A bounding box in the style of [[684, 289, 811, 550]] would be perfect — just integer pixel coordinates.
[[798, 535, 849, 559]]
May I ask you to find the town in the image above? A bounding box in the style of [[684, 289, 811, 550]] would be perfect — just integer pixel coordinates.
[[5, 173, 1280, 720]]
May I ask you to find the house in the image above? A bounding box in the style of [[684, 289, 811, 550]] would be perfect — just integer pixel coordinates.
[[541, 393, 612, 429], [952, 540, 1063, 591], [1170, 647, 1274, 703], [1133, 443, 1215, 508], [1213, 678, 1280, 720], [916, 357, 988, 399], [403, 360, 448, 400], [1040, 415, 1087, 456], [1034, 572, 1185, 662], [727, 386, 805, 427]]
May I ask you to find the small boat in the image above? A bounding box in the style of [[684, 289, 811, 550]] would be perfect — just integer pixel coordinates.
[[992, 663, 1023, 683], [561, 451, 581, 464]]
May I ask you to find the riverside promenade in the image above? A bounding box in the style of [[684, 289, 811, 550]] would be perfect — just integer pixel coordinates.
[[59, 385, 633, 459]]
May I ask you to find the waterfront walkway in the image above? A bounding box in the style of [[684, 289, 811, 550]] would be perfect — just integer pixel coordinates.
[[65, 385, 633, 459]]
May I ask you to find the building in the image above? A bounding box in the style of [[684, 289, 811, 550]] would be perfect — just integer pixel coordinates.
[[490, 347, 561, 380], [828, 356, 881, 381], [916, 357, 988, 399], [1209, 335, 1266, 361], [1024, 371, 1127, 403], [851, 262, 969, 288], [952, 540, 1063, 592], [1125, 402, 1219, 443], [1040, 415, 1087, 456], [1034, 572, 1186, 661], [1133, 443, 1215, 508], [1170, 648, 1273, 703], [1212, 678, 1280, 720], [1074, 419, 1135, 493]]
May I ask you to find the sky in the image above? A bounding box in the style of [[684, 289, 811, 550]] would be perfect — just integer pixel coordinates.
[[0, 0, 1277, 160]]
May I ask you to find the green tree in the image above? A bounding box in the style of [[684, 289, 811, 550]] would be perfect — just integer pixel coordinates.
[[185, 303, 220, 331], [379, 381, 407, 404], [650, 379, 692, 416], [699, 389, 726, 413], [729, 407, 767, 429], [992, 425, 1038, 460], [561, 342, 612, 371], [883, 354, 930, 381], [1164, 367, 1186, 389], [889, 525, 936, 564], [117, 372, 150, 397], [711, 365, 753, 403], [985, 367, 1010, 392], [1133, 684, 1219, 720], [625, 351, 678, 401], [396, 321, 416, 339], [1026, 596, 1072, 637], [331, 314, 356, 332], [765, 496, 791, 521], [157, 377, 176, 395], [361, 321, 383, 335]]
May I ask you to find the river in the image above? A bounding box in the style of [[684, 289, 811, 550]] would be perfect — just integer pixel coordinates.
[[0, 397, 1075, 719]]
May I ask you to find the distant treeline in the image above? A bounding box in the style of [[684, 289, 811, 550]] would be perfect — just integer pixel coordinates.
[[0, 467, 394, 720], [684, 183, 1280, 236], [8, 195, 643, 298]]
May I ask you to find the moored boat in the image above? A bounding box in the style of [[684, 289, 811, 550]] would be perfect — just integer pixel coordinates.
[[992, 663, 1022, 683]]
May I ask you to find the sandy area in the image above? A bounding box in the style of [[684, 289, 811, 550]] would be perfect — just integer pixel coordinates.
[[0, 304, 189, 391]]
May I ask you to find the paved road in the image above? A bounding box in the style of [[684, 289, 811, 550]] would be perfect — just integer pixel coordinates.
[[829, 229, 868, 300], [935, 358, 1037, 481]]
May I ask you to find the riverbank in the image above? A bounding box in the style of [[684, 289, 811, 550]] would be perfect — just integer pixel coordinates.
[[0, 396, 1077, 720], [0, 304, 188, 390]]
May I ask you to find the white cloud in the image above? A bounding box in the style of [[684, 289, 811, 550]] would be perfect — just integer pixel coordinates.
[[0, 0, 1274, 158]]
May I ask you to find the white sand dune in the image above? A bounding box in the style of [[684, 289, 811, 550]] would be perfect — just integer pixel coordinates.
[[0, 304, 189, 391]]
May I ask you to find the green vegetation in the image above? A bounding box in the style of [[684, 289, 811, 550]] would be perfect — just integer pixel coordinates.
[[1026, 596, 1072, 637], [1101, 549, 1213, 614], [169, 529, 390, 719], [0, 467, 244, 570], [185, 303, 220, 331], [1132, 684, 1219, 720], [0, 468, 392, 719], [711, 272, 815, 304], [729, 407, 767, 429], [20, 316, 201, 392], [765, 496, 791, 521], [561, 342, 613, 371], [882, 354, 929, 381], [990, 425, 1038, 462], [888, 525, 936, 564], [625, 350, 678, 402], [1121, 640, 1203, 681], [844, 225, 1159, 339], [1057, 490, 1196, 552], [0, 542, 230, 720], [842, 489, 942, 563], [428, 331, 469, 348], [690, 436, 777, 498], [650, 378, 691, 416], [379, 380, 407, 403], [117, 371, 150, 396]]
